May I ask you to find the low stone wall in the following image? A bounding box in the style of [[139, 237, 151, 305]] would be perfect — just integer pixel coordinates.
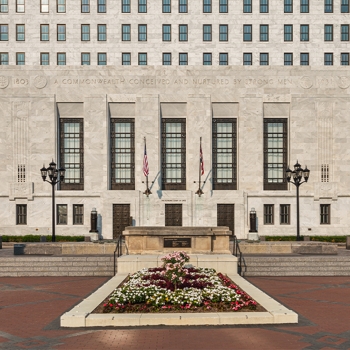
[[13, 242, 117, 255], [239, 241, 338, 255], [123, 226, 232, 254]]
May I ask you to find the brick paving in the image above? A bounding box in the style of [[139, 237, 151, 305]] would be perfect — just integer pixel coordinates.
[[0, 276, 349, 349]]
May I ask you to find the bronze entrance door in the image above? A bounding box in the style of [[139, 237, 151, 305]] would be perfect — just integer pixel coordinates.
[[165, 204, 182, 226], [113, 204, 131, 239], [217, 204, 234, 234]]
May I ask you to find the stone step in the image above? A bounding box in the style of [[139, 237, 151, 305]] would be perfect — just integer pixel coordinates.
[[0, 256, 116, 277]]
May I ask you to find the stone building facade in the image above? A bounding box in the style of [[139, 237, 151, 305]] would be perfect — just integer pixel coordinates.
[[0, 1, 349, 238]]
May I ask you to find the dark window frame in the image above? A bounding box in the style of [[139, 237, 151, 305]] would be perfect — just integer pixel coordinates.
[[16, 204, 27, 225], [243, 24, 252, 41], [161, 118, 186, 190], [284, 0, 293, 12], [122, 52, 131, 65], [16, 52, 25, 65], [97, 0, 106, 13], [57, 52, 66, 65], [260, 0, 268, 13], [179, 24, 188, 41], [0, 24, 9, 41], [81, 52, 90, 65], [57, 204, 67, 225], [324, 24, 333, 41], [122, 24, 131, 41], [57, 24, 66, 41], [122, 0, 130, 13], [320, 204, 331, 224], [219, 0, 228, 12], [203, 24, 212, 41], [300, 0, 309, 12], [243, 52, 252, 65], [260, 52, 269, 65], [260, 24, 269, 41], [138, 24, 147, 41], [280, 204, 290, 224], [341, 0, 349, 12], [81, 0, 90, 12], [284, 24, 293, 41], [163, 0, 171, 13], [16, 24, 25, 41], [203, 52, 212, 65], [41, 0, 49, 13], [219, 24, 228, 41], [243, 0, 252, 13], [284, 52, 293, 65], [73, 204, 84, 225], [16, 0, 25, 13], [163, 24, 171, 41], [219, 52, 228, 65], [40, 24, 49, 41], [138, 0, 147, 13], [203, 0, 211, 13], [59, 118, 84, 190], [0, 52, 9, 65], [162, 52, 171, 65], [81, 24, 90, 41], [98, 52, 107, 65], [264, 204, 274, 224], [263, 118, 288, 190], [325, 0, 333, 12], [300, 24, 309, 41], [0, 0, 8, 13], [40, 52, 49, 65], [341, 52, 349, 65], [324, 52, 333, 65], [179, 0, 187, 13], [138, 52, 147, 65], [57, 0, 66, 13], [98, 24, 106, 41], [212, 118, 237, 190], [300, 52, 309, 65], [179, 52, 188, 65], [110, 118, 135, 190], [341, 24, 349, 41]]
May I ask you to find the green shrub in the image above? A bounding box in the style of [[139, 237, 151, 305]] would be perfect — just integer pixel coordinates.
[[1, 235, 85, 242]]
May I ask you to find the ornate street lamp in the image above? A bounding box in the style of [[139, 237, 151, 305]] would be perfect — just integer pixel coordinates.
[[286, 161, 310, 241], [40, 160, 65, 242]]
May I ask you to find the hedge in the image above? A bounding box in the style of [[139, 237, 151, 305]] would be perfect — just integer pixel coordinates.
[[0, 235, 85, 242], [264, 235, 347, 243]]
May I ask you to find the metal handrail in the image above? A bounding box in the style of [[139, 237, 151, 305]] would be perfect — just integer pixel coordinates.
[[232, 235, 245, 276], [113, 235, 123, 275]]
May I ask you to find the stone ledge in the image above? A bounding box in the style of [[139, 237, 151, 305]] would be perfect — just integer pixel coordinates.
[[239, 241, 338, 255]]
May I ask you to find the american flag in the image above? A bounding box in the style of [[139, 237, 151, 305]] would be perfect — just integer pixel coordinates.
[[143, 142, 149, 177], [200, 141, 204, 176]]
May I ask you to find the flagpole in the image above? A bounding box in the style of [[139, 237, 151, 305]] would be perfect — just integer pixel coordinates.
[[195, 137, 204, 197], [143, 137, 152, 197]]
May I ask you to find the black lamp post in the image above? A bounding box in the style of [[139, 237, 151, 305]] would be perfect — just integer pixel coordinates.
[[286, 161, 310, 241], [40, 160, 65, 242]]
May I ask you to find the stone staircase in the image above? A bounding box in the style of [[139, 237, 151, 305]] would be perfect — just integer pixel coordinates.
[[0, 255, 115, 277], [241, 255, 350, 276]]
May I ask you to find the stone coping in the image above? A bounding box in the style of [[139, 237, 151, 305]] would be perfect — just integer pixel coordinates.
[[60, 254, 298, 327], [239, 241, 338, 255], [123, 226, 232, 236]]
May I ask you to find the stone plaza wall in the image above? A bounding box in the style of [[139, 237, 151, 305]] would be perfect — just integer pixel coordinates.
[[0, 66, 349, 238]]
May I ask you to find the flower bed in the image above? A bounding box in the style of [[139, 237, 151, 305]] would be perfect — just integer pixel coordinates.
[[99, 252, 260, 314]]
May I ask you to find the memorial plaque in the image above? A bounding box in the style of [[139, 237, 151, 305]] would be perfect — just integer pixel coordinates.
[[164, 238, 191, 248]]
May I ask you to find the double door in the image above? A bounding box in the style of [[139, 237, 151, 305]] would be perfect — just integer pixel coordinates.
[[113, 204, 131, 239], [165, 204, 182, 226]]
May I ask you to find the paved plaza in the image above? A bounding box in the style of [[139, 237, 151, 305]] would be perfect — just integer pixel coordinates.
[[0, 275, 349, 349]]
